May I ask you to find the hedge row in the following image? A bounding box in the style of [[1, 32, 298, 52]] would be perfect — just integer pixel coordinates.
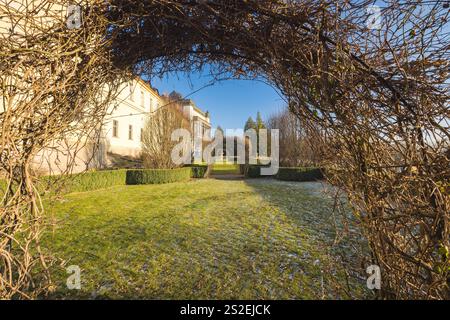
[[242, 164, 274, 178], [0, 169, 127, 197], [185, 164, 211, 178], [59, 170, 128, 193], [126, 167, 191, 185], [276, 167, 324, 181], [0, 167, 197, 196], [240, 165, 324, 181]]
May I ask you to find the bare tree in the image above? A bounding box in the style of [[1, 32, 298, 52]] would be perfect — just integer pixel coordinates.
[[141, 97, 191, 169], [1, 0, 448, 299], [267, 108, 323, 167], [0, 0, 127, 298], [106, 0, 450, 299]]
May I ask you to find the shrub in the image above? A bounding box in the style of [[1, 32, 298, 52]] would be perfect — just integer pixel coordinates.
[[0, 170, 128, 197], [46, 170, 127, 194], [276, 167, 324, 181], [187, 165, 211, 178], [126, 168, 191, 185], [244, 164, 274, 178]]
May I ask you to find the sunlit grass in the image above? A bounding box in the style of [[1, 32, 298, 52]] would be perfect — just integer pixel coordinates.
[[211, 163, 240, 175], [41, 179, 367, 299]]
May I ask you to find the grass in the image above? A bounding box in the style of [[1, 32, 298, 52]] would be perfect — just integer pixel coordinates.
[[41, 178, 367, 299], [211, 163, 240, 175]]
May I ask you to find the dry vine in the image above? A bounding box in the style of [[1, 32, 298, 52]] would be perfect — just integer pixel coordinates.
[[0, 0, 448, 299], [0, 0, 128, 298]]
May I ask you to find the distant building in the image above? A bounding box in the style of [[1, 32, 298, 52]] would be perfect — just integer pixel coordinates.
[[33, 78, 211, 174], [103, 78, 162, 159], [180, 98, 212, 158]]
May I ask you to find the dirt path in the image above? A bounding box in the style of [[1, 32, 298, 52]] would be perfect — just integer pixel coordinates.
[[210, 173, 244, 180]]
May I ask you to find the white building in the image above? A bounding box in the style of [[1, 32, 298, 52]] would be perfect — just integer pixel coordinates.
[[103, 78, 162, 159], [31, 78, 212, 174], [103, 81, 212, 164], [180, 98, 212, 159]]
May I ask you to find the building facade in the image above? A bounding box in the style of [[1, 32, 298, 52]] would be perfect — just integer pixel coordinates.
[[36, 78, 212, 174], [102, 80, 212, 165], [1, 2, 212, 174], [103, 78, 162, 159]]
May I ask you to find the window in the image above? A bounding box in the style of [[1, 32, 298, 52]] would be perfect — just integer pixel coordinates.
[[140, 90, 145, 108], [140, 128, 144, 142], [128, 125, 133, 140], [129, 82, 134, 101], [112, 120, 119, 138]]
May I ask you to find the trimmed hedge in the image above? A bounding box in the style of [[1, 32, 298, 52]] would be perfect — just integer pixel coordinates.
[[0, 170, 127, 197], [188, 165, 211, 178], [126, 168, 191, 185], [59, 170, 127, 193], [1, 167, 194, 197], [244, 164, 274, 178], [276, 167, 324, 182]]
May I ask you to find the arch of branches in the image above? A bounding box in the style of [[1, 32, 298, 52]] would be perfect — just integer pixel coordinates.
[[0, 1, 448, 299]]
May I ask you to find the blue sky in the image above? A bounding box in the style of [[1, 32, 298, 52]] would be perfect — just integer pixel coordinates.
[[149, 71, 286, 130], [145, 2, 449, 130]]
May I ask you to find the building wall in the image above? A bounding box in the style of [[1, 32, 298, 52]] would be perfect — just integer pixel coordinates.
[[33, 137, 108, 175], [31, 78, 163, 175], [183, 103, 212, 139], [12, 74, 211, 175], [102, 79, 162, 159], [182, 103, 212, 161], [95, 81, 213, 168], [1, 2, 213, 174]]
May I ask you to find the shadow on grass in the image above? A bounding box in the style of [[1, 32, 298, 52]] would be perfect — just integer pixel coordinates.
[[242, 178, 372, 299], [38, 179, 371, 300]]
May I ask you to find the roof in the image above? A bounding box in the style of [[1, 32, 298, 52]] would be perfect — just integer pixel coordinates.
[[135, 78, 209, 118], [180, 99, 209, 118], [135, 77, 160, 98]]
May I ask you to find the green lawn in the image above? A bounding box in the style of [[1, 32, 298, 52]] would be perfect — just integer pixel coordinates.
[[211, 163, 240, 175], [41, 178, 367, 299]]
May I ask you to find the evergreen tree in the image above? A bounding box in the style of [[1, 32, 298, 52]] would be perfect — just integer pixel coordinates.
[[255, 112, 268, 157], [244, 117, 256, 131], [256, 112, 266, 130]]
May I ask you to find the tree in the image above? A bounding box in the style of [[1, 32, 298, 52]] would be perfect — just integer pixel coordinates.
[[141, 97, 191, 169], [255, 112, 267, 156], [244, 117, 256, 131], [267, 108, 322, 167], [256, 112, 266, 131]]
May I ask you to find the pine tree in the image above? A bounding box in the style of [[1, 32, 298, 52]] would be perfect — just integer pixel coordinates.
[[244, 117, 256, 131], [256, 112, 266, 130], [255, 112, 267, 157]]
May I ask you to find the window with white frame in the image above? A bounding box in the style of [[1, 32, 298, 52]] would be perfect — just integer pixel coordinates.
[[112, 120, 119, 138], [129, 82, 134, 101], [128, 125, 133, 140]]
